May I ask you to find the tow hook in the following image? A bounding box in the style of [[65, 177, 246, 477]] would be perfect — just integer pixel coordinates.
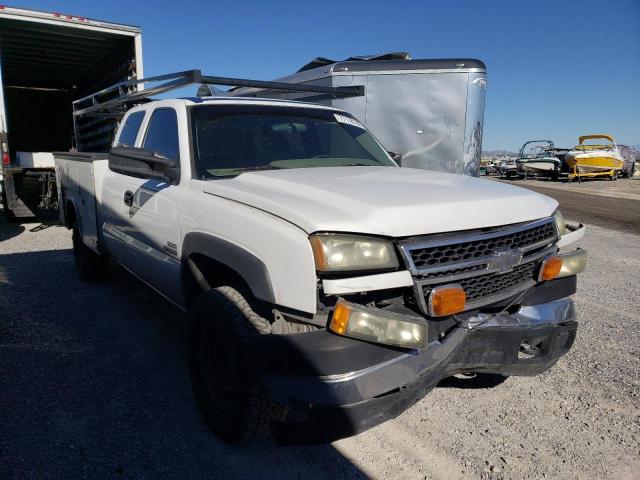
[[519, 341, 542, 359]]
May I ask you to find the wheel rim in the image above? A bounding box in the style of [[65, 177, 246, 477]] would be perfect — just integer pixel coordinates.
[[200, 323, 239, 410]]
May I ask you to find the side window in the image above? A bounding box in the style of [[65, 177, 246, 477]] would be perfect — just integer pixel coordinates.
[[142, 108, 180, 161], [116, 111, 145, 147]]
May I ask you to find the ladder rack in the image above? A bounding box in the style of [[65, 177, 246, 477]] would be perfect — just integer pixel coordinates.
[[73, 69, 364, 117]]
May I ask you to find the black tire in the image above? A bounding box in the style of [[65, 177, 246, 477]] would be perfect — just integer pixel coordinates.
[[188, 287, 283, 444], [72, 223, 108, 281]]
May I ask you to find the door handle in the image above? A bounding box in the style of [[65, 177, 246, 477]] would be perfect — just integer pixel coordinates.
[[124, 190, 133, 206]]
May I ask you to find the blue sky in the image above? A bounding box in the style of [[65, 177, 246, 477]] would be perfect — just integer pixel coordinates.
[[13, 0, 640, 150]]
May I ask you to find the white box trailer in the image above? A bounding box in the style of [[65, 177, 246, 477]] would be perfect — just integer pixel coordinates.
[[229, 54, 487, 176], [0, 5, 143, 219]]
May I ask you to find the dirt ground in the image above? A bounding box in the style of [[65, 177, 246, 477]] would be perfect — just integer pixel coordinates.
[[489, 176, 640, 235], [1, 185, 639, 479]]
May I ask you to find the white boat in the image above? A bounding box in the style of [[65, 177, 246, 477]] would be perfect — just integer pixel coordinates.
[[516, 140, 561, 177]]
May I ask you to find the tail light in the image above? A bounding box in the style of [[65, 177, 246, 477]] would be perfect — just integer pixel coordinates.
[[2, 152, 10, 166]]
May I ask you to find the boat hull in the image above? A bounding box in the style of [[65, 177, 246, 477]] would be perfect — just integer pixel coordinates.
[[519, 160, 559, 173], [565, 152, 624, 173]]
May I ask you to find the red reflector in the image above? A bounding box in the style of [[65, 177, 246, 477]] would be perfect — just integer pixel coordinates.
[[2, 152, 10, 166]]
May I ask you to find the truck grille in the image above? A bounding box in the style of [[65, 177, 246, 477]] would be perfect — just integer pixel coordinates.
[[406, 220, 556, 273], [400, 218, 559, 315], [421, 261, 538, 306]]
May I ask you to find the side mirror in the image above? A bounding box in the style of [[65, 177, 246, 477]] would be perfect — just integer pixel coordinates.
[[388, 151, 403, 165], [109, 146, 179, 184]]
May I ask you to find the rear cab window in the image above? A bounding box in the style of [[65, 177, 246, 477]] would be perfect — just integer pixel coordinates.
[[142, 108, 180, 161], [116, 111, 145, 147]]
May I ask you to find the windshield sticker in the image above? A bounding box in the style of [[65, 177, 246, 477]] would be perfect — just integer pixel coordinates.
[[334, 113, 365, 129]]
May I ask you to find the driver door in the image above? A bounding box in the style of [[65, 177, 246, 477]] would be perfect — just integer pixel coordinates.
[[118, 107, 185, 305]]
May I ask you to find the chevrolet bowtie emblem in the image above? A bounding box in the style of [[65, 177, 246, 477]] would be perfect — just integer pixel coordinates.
[[487, 247, 523, 273]]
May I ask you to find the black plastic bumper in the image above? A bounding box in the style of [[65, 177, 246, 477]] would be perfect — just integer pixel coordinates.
[[247, 296, 578, 445], [446, 320, 577, 377]]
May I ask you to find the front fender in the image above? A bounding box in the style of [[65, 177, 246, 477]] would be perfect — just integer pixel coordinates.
[[182, 232, 276, 305], [180, 184, 318, 314]]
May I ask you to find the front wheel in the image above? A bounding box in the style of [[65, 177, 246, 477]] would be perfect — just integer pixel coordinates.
[[188, 287, 283, 443], [72, 223, 108, 281]]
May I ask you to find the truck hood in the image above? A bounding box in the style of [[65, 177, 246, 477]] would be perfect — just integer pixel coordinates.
[[202, 167, 558, 237]]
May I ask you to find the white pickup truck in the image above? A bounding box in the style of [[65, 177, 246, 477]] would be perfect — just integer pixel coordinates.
[[55, 95, 587, 444]]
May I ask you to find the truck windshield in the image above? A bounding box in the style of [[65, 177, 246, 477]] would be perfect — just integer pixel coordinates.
[[191, 105, 395, 178]]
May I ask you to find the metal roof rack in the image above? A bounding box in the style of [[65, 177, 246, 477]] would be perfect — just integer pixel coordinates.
[[73, 69, 364, 117]]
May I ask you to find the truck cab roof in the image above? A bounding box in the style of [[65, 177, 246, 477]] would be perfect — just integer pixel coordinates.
[[129, 96, 345, 112]]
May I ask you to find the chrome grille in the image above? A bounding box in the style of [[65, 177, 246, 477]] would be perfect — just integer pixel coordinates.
[[400, 218, 559, 315], [421, 261, 538, 306], [400, 218, 557, 276]]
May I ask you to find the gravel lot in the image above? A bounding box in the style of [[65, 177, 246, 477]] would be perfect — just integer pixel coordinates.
[[1, 202, 639, 479], [490, 176, 640, 235]]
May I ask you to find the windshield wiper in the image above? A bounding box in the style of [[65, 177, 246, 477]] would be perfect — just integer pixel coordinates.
[[204, 164, 283, 179], [229, 165, 282, 172]]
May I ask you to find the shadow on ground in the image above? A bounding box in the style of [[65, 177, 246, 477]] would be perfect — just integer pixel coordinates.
[[0, 219, 25, 241], [438, 373, 508, 389], [0, 248, 367, 479]]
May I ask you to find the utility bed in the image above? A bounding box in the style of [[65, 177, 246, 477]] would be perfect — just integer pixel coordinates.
[[54, 152, 108, 252]]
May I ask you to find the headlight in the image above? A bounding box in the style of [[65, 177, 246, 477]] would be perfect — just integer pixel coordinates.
[[330, 299, 427, 349], [552, 209, 567, 236], [309, 234, 399, 272], [558, 248, 588, 277]]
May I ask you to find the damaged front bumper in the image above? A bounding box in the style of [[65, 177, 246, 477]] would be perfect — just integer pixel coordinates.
[[249, 296, 577, 444]]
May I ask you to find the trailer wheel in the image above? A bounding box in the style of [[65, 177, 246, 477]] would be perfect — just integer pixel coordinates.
[[72, 223, 108, 281], [188, 287, 284, 444]]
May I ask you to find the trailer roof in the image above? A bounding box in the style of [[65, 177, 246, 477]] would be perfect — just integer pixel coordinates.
[[329, 58, 486, 73], [296, 54, 486, 74], [0, 5, 139, 89]]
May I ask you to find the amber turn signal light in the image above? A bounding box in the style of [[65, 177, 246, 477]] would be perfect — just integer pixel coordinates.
[[428, 284, 466, 317], [539, 255, 562, 281], [330, 301, 352, 335]]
